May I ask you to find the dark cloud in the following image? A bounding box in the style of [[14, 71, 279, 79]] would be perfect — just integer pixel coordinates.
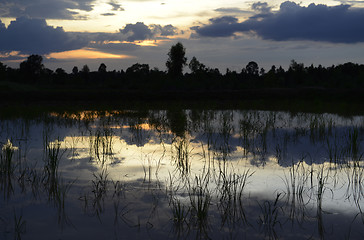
[[0, 0, 95, 19], [150, 24, 178, 36], [120, 22, 178, 41], [251, 2, 272, 13], [101, 13, 116, 16], [214, 7, 252, 14], [0, 20, 5, 31], [0, 17, 179, 59], [192, 16, 246, 37], [0, 17, 88, 54], [108, 1, 125, 11], [194, 1, 364, 43], [120, 22, 154, 42], [71, 22, 178, 45]]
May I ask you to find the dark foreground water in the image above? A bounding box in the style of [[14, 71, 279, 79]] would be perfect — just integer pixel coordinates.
[[1, 109, 364, 239]]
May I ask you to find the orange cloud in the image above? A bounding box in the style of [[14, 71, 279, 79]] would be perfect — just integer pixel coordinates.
[[46, 48, 135, 59]]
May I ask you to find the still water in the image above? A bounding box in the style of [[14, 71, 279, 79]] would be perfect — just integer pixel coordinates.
[[0, 109, 363, 239]]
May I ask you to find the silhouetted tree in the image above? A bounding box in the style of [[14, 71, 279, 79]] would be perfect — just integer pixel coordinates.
[[81, 64, 90, 83], [0, 62, 6, 81], [81, 65, 90, 73], [98, 63, 107, 73], [189, 56, 206, 74], [0, 62, 5, 72], [289, 60, 304, 72], [260, 68, 265, 76], [126, 63, 149, 76], [246, 61, 259, 77], [166, 42, 187, 78], [55, 68, 66, 75], [54, 68, 67, 84], [72, 66, 79, 75], [288, 60, 305, 86], [20, 54, 44, 82]]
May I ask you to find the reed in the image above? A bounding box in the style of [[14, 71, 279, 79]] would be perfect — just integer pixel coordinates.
[[281, 160, 311, 225], [347, 127, 362, 165], [13, 210, 26, 240], [258, 193, 283, 240], [172, 137, 191, 174], [0, 140, 18, 198], [89, 128, 114, 166], [188, 174, 211, 227], [1, 139, 17, 174], [217, 169, 254, 227], [44, 140, 62, 179], [170, 196, 190, 227]]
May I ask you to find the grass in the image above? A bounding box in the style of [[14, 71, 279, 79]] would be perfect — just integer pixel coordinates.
[[1, 139, 17, 175], [89, 128, 114, 166], [170, 196, 190, 227], [44, 140, 62, 179], [141, 151, 163, 184], [0, 140, 18, 198], [217, 170, 254, 227], [281, 160, 312, 225], [188, 174, 211, 227], [90, 167, 109, 220], [172, 137, 191, 174], [258, 193, 283, 240], [13, 209, 26, 240]]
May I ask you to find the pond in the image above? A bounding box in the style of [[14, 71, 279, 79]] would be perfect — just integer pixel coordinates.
[[0, 108, 364, 239]]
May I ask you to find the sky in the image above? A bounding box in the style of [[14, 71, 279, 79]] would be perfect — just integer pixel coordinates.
[[0, 0, 364, 72]]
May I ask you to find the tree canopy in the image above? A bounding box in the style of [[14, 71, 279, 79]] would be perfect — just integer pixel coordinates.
[[166, 42, 187, 78]]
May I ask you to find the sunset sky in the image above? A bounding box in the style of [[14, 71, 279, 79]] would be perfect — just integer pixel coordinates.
[[1, 0, 364, 72]]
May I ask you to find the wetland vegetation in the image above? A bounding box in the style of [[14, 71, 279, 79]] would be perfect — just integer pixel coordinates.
[[1, 107, 364, 239]]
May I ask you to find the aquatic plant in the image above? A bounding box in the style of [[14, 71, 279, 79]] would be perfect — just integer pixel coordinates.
[[13, 210, 26, 240], [1, 139, 18, 174], [0, 140, 18, 198], [281, 160, 311, 225], [188, 174, 211, 227], [91, 167, 109, 220], [172, 137, 191, 174], [217, 169, 254, 227], [89, 128, 114, 166], [170, 196, 190, 227], [258, 193, 283, 240]]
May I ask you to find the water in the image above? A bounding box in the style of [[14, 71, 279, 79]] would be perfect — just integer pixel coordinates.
[[1, 109, 364, 239]]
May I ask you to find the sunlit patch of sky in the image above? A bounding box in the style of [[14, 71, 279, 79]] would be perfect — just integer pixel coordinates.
[[46, 48, 135, 59]]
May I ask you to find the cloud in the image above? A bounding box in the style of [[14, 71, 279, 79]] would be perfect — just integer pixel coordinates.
[[108, 1, 125, 11], [0, 20, 5, 31], [0, 17, 88, 55], [251, 2, 272, 13], [120, 22, 178, 41], [0, 0, 95, 19], [194, 1, 364, 43], [101, 13, 116, 16], [192, 16, 245, 37], [0, 17, 180, 63], [214, 7, 252, 14], [120, 22, 153, 42], [150, 24, 178, 36]]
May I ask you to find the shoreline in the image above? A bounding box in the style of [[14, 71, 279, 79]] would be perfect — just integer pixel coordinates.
[[1, 88, 363, 116]]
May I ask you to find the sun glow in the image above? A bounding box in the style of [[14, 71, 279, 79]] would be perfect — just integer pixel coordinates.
[[132, 40, 166, 47], [46, 48, 134, 59]]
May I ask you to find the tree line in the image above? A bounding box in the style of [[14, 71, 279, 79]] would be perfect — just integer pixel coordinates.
[[1, 42, 364, 90]]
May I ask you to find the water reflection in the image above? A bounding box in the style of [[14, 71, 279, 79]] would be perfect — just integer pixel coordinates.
[[0, 109, 363, 239]]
